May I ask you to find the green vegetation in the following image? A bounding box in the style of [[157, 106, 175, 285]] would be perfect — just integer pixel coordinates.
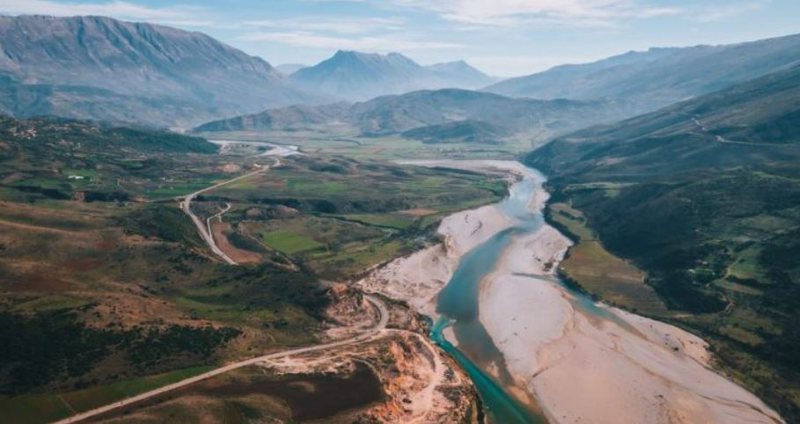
[[262, 229, 325, 254], [0, 366, 212, 424], [0, 114, 507, 421], [547, 202, 668, 316], [207, 155, 505, 278], [527, 66, 800, 420], [0, 310, 238, 394], [0, 116, 339, 418], [119, 204, 204, 247]]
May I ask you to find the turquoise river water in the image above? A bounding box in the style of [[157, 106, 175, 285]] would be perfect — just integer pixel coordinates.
[[430, 168, 548, 424]]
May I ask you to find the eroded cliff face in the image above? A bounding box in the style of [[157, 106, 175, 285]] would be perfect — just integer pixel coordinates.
[[266, 287, 478, 423]]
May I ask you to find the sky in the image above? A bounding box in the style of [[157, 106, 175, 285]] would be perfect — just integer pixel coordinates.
[[1, 0, 799, 77]]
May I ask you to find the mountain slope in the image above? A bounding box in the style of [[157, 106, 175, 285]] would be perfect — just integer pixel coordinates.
[[0, 15, 321, 128], [348, 89, 616, 136], [290, 51, 491, 101], [528, 65, 800, 178], [195, 88, 625, 143], [425, 61, 496, 88], [526, 66, 800, 421], [401, 120, 509, 144], [487, 33, 800, 116], [194, 103, 350, 132], [275, 64, 308, 75]]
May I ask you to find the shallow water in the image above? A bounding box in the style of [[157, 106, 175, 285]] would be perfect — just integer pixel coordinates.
[[431, 167, 547, 424]]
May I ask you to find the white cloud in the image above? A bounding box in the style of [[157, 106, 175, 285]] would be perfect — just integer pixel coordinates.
[[240, 30, 463, 52], [242, 17, 405, 35], [0, 0, 205, 25], [469, 53, 606, 76], [386, 0, 681, 27], [692, 1, 770, 23]]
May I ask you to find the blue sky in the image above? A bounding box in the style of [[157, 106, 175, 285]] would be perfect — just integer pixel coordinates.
[[1, 0, 799, 76]]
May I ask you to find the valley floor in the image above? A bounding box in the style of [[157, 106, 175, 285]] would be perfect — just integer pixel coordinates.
[[361, 160, 784, 424]]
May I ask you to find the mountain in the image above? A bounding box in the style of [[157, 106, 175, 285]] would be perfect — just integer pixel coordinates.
[[194, 103, 350, 132], [347, 89, 616, 136], [528, 65, 800, 178], [0, 15, 321, 128], [425, 61, 496, 88], [275, 63, 308, 75], [290, 51, 493, 101], [401, 120, 509, 144], [526, 66, 800, 420], [195, 88, 625, 144], [486, 33, 800, 116]]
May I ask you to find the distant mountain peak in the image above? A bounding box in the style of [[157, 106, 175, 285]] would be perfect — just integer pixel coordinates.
[[290, 51, 496, 100]]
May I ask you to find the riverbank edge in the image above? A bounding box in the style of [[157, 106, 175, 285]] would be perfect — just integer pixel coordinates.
[[476, 168, 785, 424]]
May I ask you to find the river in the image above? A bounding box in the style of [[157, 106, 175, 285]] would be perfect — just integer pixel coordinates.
[[430, 167, 548, 424]]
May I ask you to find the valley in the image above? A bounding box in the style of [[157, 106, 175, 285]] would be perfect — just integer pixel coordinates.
[[0, 117, 500, 423], [1, 8, 799, 424]]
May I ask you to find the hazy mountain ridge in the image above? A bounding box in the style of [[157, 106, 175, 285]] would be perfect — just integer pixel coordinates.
[[424, 60, 496, 87], [527, 64, 800, 177], [195, 88, 625, 141], [275, 64, 309, 75], [401, 120, 509, 144], [194, 102, 351, 132], [290, 50, 494, 101], [0, 15, 321, 128], [487, 33, 800, 116]]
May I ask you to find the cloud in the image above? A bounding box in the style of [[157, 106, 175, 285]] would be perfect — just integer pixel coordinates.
[[0, 0, 205, 25], [385, 0, 681, 27], [240, 31, 463, 52], [469, 53, 605, 76], [242, 17, 405, 35], [691, 1, 770, 23]]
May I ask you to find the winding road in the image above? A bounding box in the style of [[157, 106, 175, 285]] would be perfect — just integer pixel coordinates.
[[53, 152, 399, 424], [53, 294, 388, 424], [178, 158, 280, 265], [52, 144, 456, 423]]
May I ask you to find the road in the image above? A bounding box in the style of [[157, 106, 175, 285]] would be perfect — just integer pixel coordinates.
[[205, 202, 231, 245], [178, 158, 280, 265], [53, 294, 388, 424], [692, 117, 772, 146]]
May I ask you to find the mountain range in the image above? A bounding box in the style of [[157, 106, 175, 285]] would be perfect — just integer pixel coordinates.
[[195, 88, 624, 143], [487, 33, 800, 116], [290, 51, 495, 101], [527, 64, 800, 178], [0, 15, 322, 128]]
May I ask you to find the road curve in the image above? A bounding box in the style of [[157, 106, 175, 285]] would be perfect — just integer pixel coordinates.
[[179, 158, 280, 265], [205, 202, 231, 245], [53, 294, 387, 424]]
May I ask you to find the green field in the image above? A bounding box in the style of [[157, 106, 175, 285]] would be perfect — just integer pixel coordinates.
[[548, 202, 669, 316], [262, 229, 325, 254]]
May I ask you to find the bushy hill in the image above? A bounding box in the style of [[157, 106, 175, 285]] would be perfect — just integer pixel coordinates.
[[526, 66, 800, 420], [528, 65, 800, 178], [401, 120, 509, 144]]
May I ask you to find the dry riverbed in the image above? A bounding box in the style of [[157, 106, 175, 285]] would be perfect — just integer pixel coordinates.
[[361, 160, 784, 424]]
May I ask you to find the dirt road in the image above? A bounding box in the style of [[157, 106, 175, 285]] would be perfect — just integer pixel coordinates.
[[53, 294, 388, 424]]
